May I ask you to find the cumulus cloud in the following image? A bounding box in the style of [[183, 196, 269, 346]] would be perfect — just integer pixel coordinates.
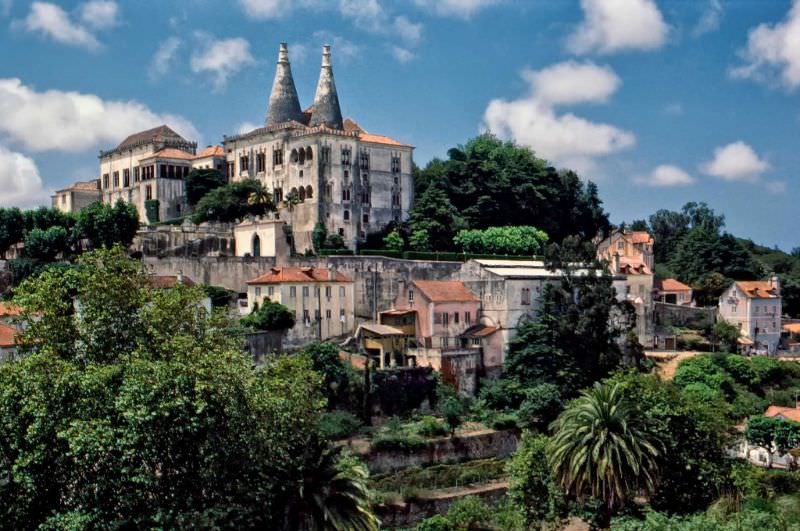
[[238, 0, 323, 19], [21, 1, 100, 50], [78, 0, 119, 29], [148, 37, 181, 80], [394, 15, 423, 46], [731, 0, 800, 90], [693, 0, 722, 37], [413, 0, 499, 19], [634, 164, 695, 187], [311, 31, 360, 62], [391, 46, 415, 63], [190, 37, 254, 92], [0, 145, 50, 208], [567, 0, 668, 55], [700, 141, 770, 182], [0, 78, 199, 152], [484, 61, 635, 171]]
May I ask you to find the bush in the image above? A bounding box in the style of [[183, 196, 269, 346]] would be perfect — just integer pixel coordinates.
[[440, 397, 464, 434], [487, 411, 518, 431], [318, 410, 363, 440], [144, 199, 160, 224], [240, 299, 295, 331], [371, 432, 426, 452], [415, 416, 448, 438]]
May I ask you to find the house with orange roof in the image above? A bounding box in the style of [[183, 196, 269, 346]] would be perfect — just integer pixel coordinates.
[[718, 277, 782, 354], [192, 145, 227, 174], [0, 322, 18, 361], [222, 43, 414, 253], [245, 266, 354, 346], [99, 124, 197, 224], [655, 278, 694, 306]]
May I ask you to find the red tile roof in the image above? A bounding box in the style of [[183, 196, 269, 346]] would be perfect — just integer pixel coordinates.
[[618, 257, 652, 275], [656, 278, 692, 292], [247, 267, 352, 284], [0, 323, 17, 348], [630, 231, 654, 245], [143, 148, 195, 161], [116, 125, 186, 150], [0, 302, 23, 317], [195, 145, 225, 158], [359, 132, 411, 147], [413, 280, 478, 303], [736, 281, 780, 299], [764, 405, 800, 423], [462, 324, 499, 337], [147, 275, 197, 289]]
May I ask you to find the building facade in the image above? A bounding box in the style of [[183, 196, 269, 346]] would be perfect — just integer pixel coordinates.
[[52, 180, 100, 213], [222, 43, 414, 253], [655, 278, 693, 306], [718, 278, 782, 354], [245, 266, 355, 346], [99, 125, 197, 223], [191, 145, 227, 173]]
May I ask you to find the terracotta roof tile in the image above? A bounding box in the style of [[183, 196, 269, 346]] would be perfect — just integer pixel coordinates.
[[764, 405, 800, 423], [247, 267, 352, 284], [0, 323, 17, 347], [359, 132, 411, 147], [656, 278, 692, 292], [630, 231, 654, 244], [618, 257, 652, 275], [116, 125, 186, 150], [142, 148, 195, 161], [0, 302, 23, 317], [462, 324, 499, 337], [194, 145, 225, 159], [413, 280, 478, 303], [147, 275, 197, 288], [735, 281, 780, 299]]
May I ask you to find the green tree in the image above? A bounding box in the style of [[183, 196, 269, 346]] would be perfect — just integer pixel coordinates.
[[23, 206, 75, 233], [517, 383, 563, 431], [409, 229, 431, 252], [453, 226, 548, 256], [241, 299, 296, 331], [408, 183, 466, 251], [0, 207, 25, 258], [746, 416, 779, 468], [383, 229, 404, 252], [23, 226, 69, 261], [73, 200, 139, 251], [506, 433, 565, 526], [312, 222, 328, 251], [713, 320, 741, 353], [549, 382, 661, 521], [192, 179, 274, 223], [184, 168, 226, 206], [440, 396, 464, 435]]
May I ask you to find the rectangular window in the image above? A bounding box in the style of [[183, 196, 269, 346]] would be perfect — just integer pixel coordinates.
[[113, 171, 119, 188], [340, 308, 346, 321], [321, 146, 331, 164], [134, 167, 140, 182], [227, 162, 235, 179], [340, 286, 346, 298], [273, 148, 283, 166], [314, 287, 320, 298], [440, 337, 449, 348], [361, 188, 370, 205], [362, 212, 369, 224], [342, 188, 351, 201], [268, 286, 274, 296], [442, 313, 450, 326], [341, 147, 351, 166], [326, 309, 332, 319], [302, 286, 309, 297], [256, 153, 266, 173], [145, 185, 152, 200], [472, 338, 480, 346], [454, 312, 459, 324], [160, 165, 167, 178], [325, 286, 331, 298], [240, 155, 249, 173], [465, 311, 471, 325], [359, 151, 369, 170], [391, 155, 401, 173], [521, 288, 531, 305], [290, 286, 297, 298], [315, 309, 320, 320], [255, 287, 261, 297], [408, 289, 414, 302], [343, 209, 350, 221], [102, 173, 109, 188], [303, 309, 310, 323], [123, 169, 130, 187]]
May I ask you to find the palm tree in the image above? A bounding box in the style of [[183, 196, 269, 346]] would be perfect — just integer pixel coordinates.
[[548, 382, 660, 516], [285, 442, 380, 531], [247, 185, 273, 217]]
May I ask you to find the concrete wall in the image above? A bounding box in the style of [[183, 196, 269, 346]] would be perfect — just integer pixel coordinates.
[[654, 301, 716, 329], [136, 222, 236, 258]]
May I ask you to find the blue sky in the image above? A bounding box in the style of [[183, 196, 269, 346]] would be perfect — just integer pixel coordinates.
[[0, 0, 799, 250]]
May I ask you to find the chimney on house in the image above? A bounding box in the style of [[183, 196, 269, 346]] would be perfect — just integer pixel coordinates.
[[309, 44, 344, 130], [328, 264, 336, 281], [770, 275, 781, 296], [265, 43, 304, 126]]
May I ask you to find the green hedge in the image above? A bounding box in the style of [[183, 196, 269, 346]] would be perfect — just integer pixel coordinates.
[[317, 248, 354, 256], [144, 199, 160, 224]]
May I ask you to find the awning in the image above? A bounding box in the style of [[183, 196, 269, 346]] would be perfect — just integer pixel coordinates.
[[783, 323, 800, 334], [380, 309, 416, 316], [461, 324, 499, 338], [357, 323, 406, 336], [737, 337, 754, 346]]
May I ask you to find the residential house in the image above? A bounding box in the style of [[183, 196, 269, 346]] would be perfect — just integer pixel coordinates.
[[597, 229, 655, 345], [0, 323, 17, 361], [734, 404, 800, 469], [233, 217, 290, 258], [655, 278, 694, 306], [192, 145, 227, 174], [52, 180, 101, 213], [353, 323, 408, 369], [245, 266, 354, 346], [718, 277, 782, 354], [0, 302, 23, 325]]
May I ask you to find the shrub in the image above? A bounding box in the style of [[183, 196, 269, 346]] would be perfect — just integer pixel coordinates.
[[440, 397, 464, 434], [487, 411, 518, 431], [415, 416, 447, 438], [144, 199, 159, 224], [240, 299, 295, 331], [371, 432, 426, 452], [318, 410, 363, 440]]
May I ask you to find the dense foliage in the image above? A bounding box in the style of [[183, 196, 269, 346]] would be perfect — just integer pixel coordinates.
[[192, 179, 274, 223], [453, 226, 548, 256], [241, 299, 296, 331], [410, 135, 610, 250], [184, 168, 226, 206]]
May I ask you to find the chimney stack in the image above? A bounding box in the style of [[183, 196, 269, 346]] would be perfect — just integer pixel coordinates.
[[309, 44, 343, 130], [770, 275, 781, 296], [265, 43, 304, 126]]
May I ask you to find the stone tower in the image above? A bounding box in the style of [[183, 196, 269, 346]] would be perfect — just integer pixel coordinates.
[[309, 45, 343, 130], [266, 43, 304, 126]]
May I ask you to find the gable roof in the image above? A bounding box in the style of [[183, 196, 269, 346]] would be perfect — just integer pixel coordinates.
[[656, 278, 691, 292], [630, 231, 654, 245], [412, 280, 478, 303], [0, 323, 17, 348], [359, 132, 411, 148], [195, 145, 225, 159], [247, 267, 352, 284], [618, 256, 652, 275], [764, 405, 800, 423], [735, 281, 780, 299], [142, 148, 195, 161], [115, 125, 186, 151]]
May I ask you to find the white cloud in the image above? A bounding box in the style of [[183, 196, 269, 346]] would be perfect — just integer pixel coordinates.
[[693, 0, 722, 37], [237, 121, 260, 134], [394, 15, 422, 46], [567, 0, 668, 55], [148, 37, 181, 80], [190, 37, 254, 92], [0, 78, 199, 152], [634, 164, 695, 187], [340, 0, 385, 31], [522, 60, 620, 106], [0, 145, 50, 208], [413, 0, 499, 19], [391, 46, 415, 63], [79, 0, 118, 30], [312, 31, 361, 62], [765, 180, 787, 194], [21, 1, 100, 50], [484, 61, 635, 170], [731, 0, 800, 90], [238, 0, 323, 19], [700, 141, 770, 182]]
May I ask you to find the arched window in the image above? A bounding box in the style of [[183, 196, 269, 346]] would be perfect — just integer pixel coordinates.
[[290, 149, 299, 163], [305, 185, 313, 199], [252, 234, 261, 257], [298, 148, 306, 165], [343, 209, 350, 221], [298, 187, 306, 201], [306, 147, 313, 161]]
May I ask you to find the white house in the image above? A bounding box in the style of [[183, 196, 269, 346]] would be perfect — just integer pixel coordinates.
[[718, 277, 782, 354]]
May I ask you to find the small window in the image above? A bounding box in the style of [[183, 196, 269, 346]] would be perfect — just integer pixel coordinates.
[[442, 313, 450, 326], [268, 286, 274, 296], [123, 169, 130, 187], [465, 312, 471, 325], [303, 309, 310, 323], [326, 309, 331, 319], [472, 338, 480, 346], [339, 286, 346, 297], [145, 185, 152, 200], [113, 171, 119, 188], [314, 309, 320, 320], [314, 287, 320, 298], [344, 210, 350, 221], [290, 286, 297, 298], [362, 212, 369, 224], [454, 312, 459, 324], [408, 289, 414, 302], [302, 286, 309, 297], [521, 288, 531, 305], [325, 286, 331, 297], [255, 287, 261, 297]]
